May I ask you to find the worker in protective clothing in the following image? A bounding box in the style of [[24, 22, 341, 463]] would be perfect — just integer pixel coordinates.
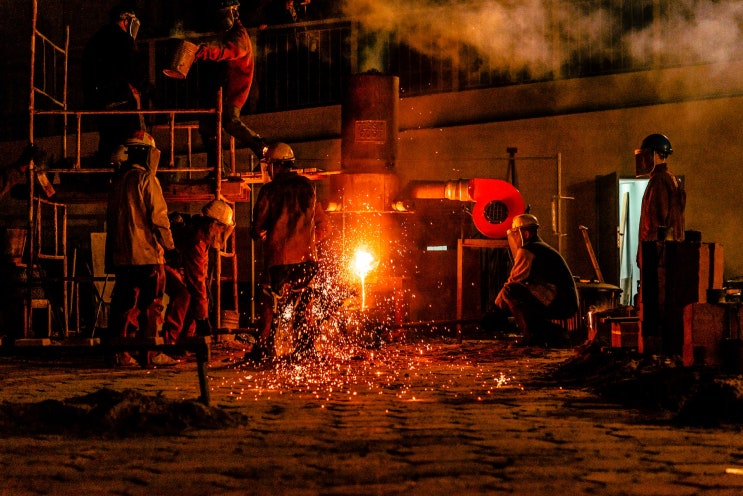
[[246, 143, 329, 362], [494, 214, 578, 347], [190, 0, 267, 172], [105, 131, 176, 365], [636, 133, 686, 248], [82, 1, 147, 166], [635, 133, 686, 352], [162, 199, 236, 344]]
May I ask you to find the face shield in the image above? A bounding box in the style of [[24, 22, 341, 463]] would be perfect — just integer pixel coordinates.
[[216, 6, 238, 31], [507, 227, 523, 257], [148, 147, 161, 174], [635, 148, 654, 177], [127, 145, 161, 174], [120, 13, 140, 40], [129, 16, 141, 40], [207, 220, 234, 250]]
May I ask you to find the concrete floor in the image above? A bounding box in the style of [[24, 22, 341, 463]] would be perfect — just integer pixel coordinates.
[[1, 338, 743, 495]]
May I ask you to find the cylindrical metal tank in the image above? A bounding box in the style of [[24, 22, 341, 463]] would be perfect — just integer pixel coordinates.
[[341, 72, 399, 173]]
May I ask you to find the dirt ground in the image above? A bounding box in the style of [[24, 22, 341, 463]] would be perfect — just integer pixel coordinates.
[[2, 336, 743, 495]]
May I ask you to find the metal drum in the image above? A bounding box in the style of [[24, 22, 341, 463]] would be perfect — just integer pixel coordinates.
[[576, 281, 623, 340]]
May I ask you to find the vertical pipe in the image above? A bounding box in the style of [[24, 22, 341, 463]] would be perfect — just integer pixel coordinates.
[[62, 204, 69, 336], [215, 89, 223, 328], [169, 112, 176, 167], [27, 0, 38, 339], [557, 152, 563, 253], [232, 230, 239, 313], [456, 237, 463, 343], [63, 26, 69, 160], [75, 114, 82, 168], [250, 190, 256, 321]]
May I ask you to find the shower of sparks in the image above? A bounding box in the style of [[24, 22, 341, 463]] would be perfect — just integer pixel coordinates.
[[351, 248, 376, 310], [207, 207, 554, 409], [214, 339, 532, 409]]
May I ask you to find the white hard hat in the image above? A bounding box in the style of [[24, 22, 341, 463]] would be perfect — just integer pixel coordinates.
[[202, 199, 235, 227], [512, 214, 539, 230], [125, 130, 156, 148]]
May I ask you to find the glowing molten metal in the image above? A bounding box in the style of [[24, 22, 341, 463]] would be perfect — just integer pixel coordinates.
[[352, 248, 376, 310]]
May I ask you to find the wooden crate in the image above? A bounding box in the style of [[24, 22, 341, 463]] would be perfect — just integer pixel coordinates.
[[682, 302, 741, 367], [609, 317, 641, 349]]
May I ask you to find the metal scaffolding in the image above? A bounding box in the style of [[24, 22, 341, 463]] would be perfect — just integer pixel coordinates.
[[25, 0, 243, 340]]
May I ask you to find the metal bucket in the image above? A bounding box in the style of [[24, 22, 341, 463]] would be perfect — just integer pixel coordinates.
[[220, 309, 240, 330], [163, 40, 198, 79]]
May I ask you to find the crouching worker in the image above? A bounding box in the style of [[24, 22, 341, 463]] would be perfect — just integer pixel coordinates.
[[162, 199, 236, 344], [494, 214, 578, 347]]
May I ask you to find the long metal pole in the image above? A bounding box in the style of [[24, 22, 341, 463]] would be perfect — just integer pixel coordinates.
[[557, 152, 563, 253], [26, 0, 38, 339]]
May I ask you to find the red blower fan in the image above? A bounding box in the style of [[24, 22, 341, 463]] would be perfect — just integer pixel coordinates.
[[468, 178, 526, 239]]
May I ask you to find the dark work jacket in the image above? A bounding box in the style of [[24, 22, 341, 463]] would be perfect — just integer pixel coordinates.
[[82, 23, 146, 109], [250, 170, 329, 268], [512, 239, 579, 319]]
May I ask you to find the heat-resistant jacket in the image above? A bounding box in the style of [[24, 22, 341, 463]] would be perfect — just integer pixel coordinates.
[[171, 216, 212, 320], [196, 18, 254, 110], [250, 170, 329, 269], [106, 163, 174, 271]]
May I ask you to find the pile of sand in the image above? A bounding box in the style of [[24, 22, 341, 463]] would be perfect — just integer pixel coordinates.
[[0, 388, 247, 437]]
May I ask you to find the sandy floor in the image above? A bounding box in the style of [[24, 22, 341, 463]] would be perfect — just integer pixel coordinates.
[[1, 338, 743, 495]]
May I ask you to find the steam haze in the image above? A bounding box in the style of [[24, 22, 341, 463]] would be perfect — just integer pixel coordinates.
[[627, 1, 743, 65], [342, 0, 743, 77]]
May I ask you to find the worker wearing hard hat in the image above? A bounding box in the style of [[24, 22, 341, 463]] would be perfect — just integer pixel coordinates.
[[494, 214, 578, 347], [246, 143, 330, 363], [635, 133, 686, 247], [162, 199, 236, 343], [105, 131, 175, 364]]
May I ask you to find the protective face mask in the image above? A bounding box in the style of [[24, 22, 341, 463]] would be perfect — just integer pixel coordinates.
[[217, 8, 236, 31], [148, 147, 161, 174], [129, 17, 141, 40], [208, 222, 234, 250], [507, 227, 523, 257]]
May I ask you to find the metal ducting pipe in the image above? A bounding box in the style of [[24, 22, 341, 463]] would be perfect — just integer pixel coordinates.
[[399, 180, 472, 201], [393, 178, 526, 239]]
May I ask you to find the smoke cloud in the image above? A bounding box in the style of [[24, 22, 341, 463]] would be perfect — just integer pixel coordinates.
[[627, 1, 743, 66], [342, 0, 743, 78]]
